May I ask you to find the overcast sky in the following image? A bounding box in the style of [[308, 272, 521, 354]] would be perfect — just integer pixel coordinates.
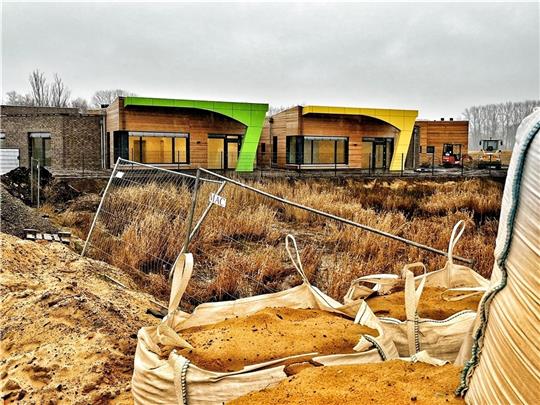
[[1, 2, 539, 118]]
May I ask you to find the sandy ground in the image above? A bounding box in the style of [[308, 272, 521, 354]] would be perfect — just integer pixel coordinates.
[[366, 286, 482, 321], [180, 307, 378, 372], [229, 360, 464, 405], [0, 233, 163, 404]]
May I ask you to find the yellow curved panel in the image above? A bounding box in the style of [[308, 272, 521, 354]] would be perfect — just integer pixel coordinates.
[[303, 105, 418, 170]]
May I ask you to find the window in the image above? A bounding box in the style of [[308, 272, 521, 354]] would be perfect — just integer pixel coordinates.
[[426, 146, 435, 154], [128, 132, 189, 164], [482, 140, 499, 152], [261, 143, 266, 153], [0, 132, 5, 148], [29, 133, 51, 167], [272, 136, 278, 164], [286, 136, 348, 165]]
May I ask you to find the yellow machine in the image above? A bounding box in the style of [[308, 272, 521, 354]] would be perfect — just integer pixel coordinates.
[[478, 139, 503, 169]]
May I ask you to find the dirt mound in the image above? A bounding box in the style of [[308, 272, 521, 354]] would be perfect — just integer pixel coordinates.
[[229, 360, 464, 405], [43, 180, 82, 207], [366, 286, 482, 321], [1, 185, 57, 238], [179, 307, 378, 372], [0, 233, 164, 404], [1, 166, 53, 205]]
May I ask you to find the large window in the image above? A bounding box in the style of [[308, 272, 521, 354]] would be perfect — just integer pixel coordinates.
[[29, 132, 51, 167], [286, 136, 348, 165], [128, 132, 189, 164]]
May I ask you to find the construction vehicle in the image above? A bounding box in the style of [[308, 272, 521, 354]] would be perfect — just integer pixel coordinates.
[[441, 144, 467, 167], [477, 139, 503, 169]]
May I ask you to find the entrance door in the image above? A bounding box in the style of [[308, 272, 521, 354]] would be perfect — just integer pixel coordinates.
[[29, 133, 51, 167], [372, 142, 386, 169], [208, 135, 241, 169]]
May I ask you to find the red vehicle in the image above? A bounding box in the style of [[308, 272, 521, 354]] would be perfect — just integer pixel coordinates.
[[441, 143, 463, 167]]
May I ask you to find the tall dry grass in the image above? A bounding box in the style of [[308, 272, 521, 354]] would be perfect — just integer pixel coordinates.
[[59, 177, 503, 306]]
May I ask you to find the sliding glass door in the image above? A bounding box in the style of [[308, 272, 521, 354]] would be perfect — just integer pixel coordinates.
[[208, 134, 241, 169], [127, 132, 189, 164], [286, 136, 348, 165]]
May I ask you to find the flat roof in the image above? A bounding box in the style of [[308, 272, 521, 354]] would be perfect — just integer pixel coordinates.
[[302, 105, 418, 117], [123, 96, 268, 112]]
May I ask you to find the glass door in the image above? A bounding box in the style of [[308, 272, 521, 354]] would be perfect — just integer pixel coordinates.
[[208, 135, 241, 169], [208, 137, 225, 169], [372, 142, 386, 169], [226, 139, 239, 169]]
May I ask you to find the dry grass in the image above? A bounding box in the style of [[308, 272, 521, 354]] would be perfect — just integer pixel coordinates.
[[58, 177, 503, 306]]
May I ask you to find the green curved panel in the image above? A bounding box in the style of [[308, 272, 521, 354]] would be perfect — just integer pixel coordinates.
[[123, 96, 269, 172]]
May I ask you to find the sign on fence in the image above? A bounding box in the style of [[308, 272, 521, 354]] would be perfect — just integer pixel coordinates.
[[209, 192, 227, 208]]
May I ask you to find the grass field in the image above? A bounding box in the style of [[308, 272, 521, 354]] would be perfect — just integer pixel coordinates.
[[57, 177, 503, 308]]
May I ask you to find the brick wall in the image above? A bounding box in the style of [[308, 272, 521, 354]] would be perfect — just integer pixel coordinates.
[[0, 105, 102, 171]]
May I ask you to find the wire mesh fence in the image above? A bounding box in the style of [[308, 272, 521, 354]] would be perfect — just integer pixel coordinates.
[[178, 168, 475, 312], [82, 158, 224, 281]]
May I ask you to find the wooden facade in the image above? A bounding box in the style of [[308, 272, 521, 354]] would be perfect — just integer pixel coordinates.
[[259, 107, 469, 170], [105, 97, 247, 169], [259, 106, 400, 169], [415, 120, 469, 165]]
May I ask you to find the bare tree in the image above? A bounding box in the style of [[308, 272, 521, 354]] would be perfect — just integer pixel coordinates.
[[91, 89, 136, 107], [71, 97, 89, 113], [5, 90, 34, 106], [463, 100, 540, 150], [29, 69, 50, 106], [50, 73, 71, 107]]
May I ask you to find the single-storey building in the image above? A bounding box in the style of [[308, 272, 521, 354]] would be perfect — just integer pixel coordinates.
[[0, 105, 102, 173], [415, 119, 469, 166], [0, 98, 469, 174], [104, 96, 268, 172], [257, 105, 469, 171]]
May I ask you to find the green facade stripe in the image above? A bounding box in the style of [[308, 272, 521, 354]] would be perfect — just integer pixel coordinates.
[[123, 96, 269, 172]]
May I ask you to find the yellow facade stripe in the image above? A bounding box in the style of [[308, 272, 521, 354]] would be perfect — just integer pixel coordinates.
[[302, 105, 419, 170]]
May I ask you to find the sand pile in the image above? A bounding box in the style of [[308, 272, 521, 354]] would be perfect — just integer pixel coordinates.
[[1, 184, 57, 238], [0, 233, 164, 404], [179, 307, 378, 372], [366, 286, 482, 320], [229, 360, 464, 405]]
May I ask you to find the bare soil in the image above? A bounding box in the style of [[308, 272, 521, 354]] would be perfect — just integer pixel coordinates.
[[366, 286, 482, 321], [228, 360, 464, 405], [179, 307, 377, 373], [0, 233, 164, 404]]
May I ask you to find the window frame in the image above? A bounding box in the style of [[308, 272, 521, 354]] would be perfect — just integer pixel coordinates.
[[286, 135, 349, 165], [127, 131, 190, 164]]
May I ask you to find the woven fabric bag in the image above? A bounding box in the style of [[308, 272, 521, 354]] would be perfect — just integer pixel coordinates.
[[131, 235, 398, 404], [456, 108, 540, 404], [344, 221, 488, 361]]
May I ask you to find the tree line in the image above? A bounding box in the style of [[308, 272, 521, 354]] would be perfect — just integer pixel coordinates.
[[463, 100, 540, 150], [4, 69, 135, 112]]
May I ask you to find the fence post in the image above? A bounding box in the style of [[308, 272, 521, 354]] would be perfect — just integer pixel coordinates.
[[37, 162, 40, 209], [30, 159, 34, 205], [431, 152, 435, 175], [489, 155, 492, 176], [183, 169, 201, 255], [461, 157, 464, 176], [82, 153, 85, 176], [334, 140, 337, 177], [82, 158, 120, 257], [401, 153, 404, 177]]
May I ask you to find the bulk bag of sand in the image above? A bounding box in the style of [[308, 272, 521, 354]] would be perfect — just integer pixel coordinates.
[[455, 109, 540, 404], [131, 235, 398, 405], [344, 220, 489, 361]]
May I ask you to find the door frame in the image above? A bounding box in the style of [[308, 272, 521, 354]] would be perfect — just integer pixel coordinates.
[[208, 134, 242, 169]]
